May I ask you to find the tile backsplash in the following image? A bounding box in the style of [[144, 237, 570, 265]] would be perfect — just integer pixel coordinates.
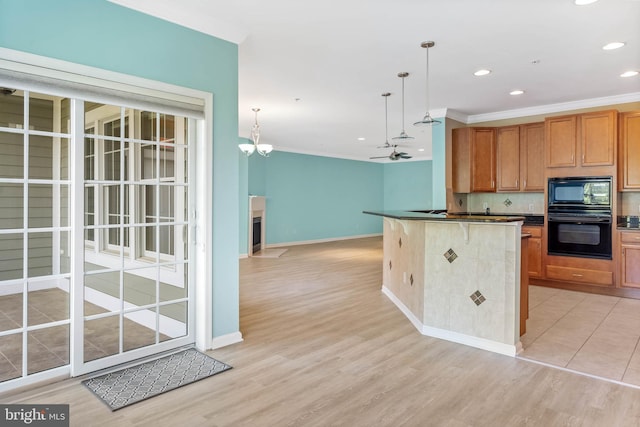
[[621, 192, 640, 215], [466, 192, 545, 214]]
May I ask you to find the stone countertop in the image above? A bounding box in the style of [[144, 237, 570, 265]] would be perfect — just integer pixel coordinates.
[[363, 210, 525, 223]]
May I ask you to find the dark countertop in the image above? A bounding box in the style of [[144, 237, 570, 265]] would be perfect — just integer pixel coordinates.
[[363, 210, 525, 223]]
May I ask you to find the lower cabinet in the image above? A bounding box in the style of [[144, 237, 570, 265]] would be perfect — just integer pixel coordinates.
[[621, 231, 640, 288], [522, 226, 542, 278]]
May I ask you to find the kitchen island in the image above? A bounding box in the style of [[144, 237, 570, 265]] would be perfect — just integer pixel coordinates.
[[364, 211, 525, 356]]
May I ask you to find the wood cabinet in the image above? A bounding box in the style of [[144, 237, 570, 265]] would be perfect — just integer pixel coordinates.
[[546, 114, 577, 167], [520, 122, 545, 191], [452, 127, 496, 193], [621, 231, 640, 288], [497, 126, 520, 191], [522, 226, 542, 278], [545, 110, 617, 169], [619, 111, 640, 190], [496, 123, 544, 192]]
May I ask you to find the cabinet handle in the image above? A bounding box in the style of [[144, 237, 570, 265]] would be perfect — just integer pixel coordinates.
[[523, 180, 527, 189], [492, 180, 495, 188], [516, 179, 519, 187], [572, 273, 583, 278]]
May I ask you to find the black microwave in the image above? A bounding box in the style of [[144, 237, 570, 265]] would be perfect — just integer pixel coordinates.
[[548, 176, 612, 212]]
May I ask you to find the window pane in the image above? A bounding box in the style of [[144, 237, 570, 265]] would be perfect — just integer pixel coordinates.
[[0, 131, 24, 179], [159, 302, 186, 342], [84, 315, 119, 362], [28, 95, 54, 132], [0, 89, 24, 129], [159, 145, 174, 179], [84, 271, 120, 314], [0, 280, 23, 328], [29, 184, 52, 228], [159, 114, 174, 142], [0, 333, 22, 382], [28, 232, 52, 278], [0, 184, 23, 230], [141, 144, 156, 179], [124, 309, 157, 352], [124, 267, 156, 306], [28, 325, 69, 374], [0, 233, 23, 281]]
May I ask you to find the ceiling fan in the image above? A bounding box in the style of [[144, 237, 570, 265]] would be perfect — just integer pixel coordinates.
[[370, 147, 412, 161]]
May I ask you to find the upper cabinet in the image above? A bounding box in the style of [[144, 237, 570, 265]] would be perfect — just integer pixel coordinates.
[[520, 122, 545, 191], [497, 126, 520, 191], [546, 114, 577, 167], [619, 111, 640, 190], [452, 127, 496, 193], [496, 123, 544, 192], [545, 110, 617, 170]]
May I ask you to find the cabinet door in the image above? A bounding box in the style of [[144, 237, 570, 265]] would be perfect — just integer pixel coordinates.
[[581, 110, 616, 166], [471, 128, 496, 192], [522, 226, 542, 278], [620, 111, 640, 190], [520, 123, 544, 191], [621, 245, 640, 288], [497, 126, 520, 191], [546, 115, 577, 167], [452, 128, 471, 193]]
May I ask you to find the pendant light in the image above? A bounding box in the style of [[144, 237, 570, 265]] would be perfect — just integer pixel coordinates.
[[239, 108, 273, 157], [414, 41, 441, 127], [392, 72, 414, 141], [378, 92, 392, 148]]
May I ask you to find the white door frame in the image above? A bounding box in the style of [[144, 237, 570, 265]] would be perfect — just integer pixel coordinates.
[[0, 48, 213, 385]]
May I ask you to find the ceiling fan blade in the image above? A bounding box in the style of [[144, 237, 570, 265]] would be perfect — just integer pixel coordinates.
[[400, 154, 412, 159]]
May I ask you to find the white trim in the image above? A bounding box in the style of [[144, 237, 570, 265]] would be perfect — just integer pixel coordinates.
[[266, 233, 382, 248], [0, 48, 205, 118], [194, 101, 213, 352], [239, 253, 249, 259], [0, 366, 70, 395], [210, 332, 244, 350], [382, 285, 520, 358]]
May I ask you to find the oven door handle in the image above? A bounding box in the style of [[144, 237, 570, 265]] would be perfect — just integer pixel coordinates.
[[548, 215, 612, 224]]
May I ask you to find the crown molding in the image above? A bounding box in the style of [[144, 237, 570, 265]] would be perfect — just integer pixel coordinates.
[[465, 92, 640, 124]]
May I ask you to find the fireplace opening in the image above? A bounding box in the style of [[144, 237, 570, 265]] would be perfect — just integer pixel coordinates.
[[252, 216, 262, 254]]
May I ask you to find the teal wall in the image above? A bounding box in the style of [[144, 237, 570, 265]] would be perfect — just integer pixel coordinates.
[[245, 152, 436, 246], [1, 0, 240, 339], [248, 152, 384, 245], [383, 161, 433, 211], [431, 119, 447, 209]]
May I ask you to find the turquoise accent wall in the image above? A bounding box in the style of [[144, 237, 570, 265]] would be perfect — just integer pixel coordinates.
[[248, 152, 384, 245], [383, 161, 433, 211], [239, 139, 249, 256], [431, 118, 447, 209], [1, 0, 240, 339]]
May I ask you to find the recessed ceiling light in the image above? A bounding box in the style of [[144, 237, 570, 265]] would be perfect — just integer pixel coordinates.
[[510, 90, 525, 96], [418, 148, 425, 152], [603, 42, 625, 50], [574, 0, 598, 5], [357, 137, 366, 141], [621, 70, 639, 78], [474, 69, 491, 76]]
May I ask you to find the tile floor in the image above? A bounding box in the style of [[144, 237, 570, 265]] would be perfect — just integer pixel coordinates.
[[0, 288, 168, 383], [520, 285, 640, 387]]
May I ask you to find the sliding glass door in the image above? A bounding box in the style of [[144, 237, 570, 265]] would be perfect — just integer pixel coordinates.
[[0, 88, 197, 386]]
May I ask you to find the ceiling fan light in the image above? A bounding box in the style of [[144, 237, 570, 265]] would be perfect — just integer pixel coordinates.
[[574, 0, 598, 5]]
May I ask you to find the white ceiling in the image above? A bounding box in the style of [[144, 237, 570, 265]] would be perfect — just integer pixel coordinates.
[[110, 0, 640, 162]]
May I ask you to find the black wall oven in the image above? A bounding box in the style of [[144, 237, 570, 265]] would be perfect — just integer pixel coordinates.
[[547, 176, 612, 260]]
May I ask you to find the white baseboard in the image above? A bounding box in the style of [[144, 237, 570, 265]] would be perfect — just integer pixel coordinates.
[[239, 253, 249, 259], [381, 285, 519, 357], [210, 331, 243, 350], [267, 233, 382, 248]]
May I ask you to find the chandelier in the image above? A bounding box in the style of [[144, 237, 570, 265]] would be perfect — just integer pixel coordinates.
[[239, 108, 273, 157]]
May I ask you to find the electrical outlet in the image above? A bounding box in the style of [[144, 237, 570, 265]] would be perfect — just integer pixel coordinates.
[[403, 272, 407, 284], [482, 202, 488, 210], [529, 203, 535, 212]]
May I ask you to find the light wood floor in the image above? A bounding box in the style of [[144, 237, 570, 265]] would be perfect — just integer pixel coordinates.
[[4, 236, 640, 426]]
